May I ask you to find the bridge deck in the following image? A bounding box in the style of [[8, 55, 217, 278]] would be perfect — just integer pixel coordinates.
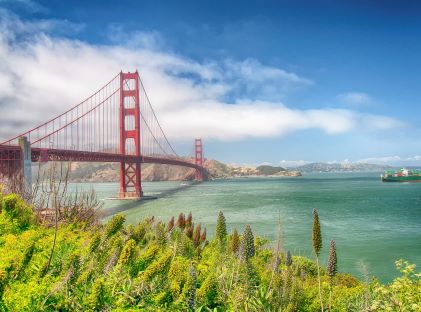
[[0, 145, 201, 170]]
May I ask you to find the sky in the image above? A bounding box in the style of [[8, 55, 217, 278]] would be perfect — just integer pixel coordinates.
[[0, 0, 420, 166]]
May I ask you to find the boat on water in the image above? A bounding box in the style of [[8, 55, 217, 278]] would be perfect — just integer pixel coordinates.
[[381, 168, 421, 182]]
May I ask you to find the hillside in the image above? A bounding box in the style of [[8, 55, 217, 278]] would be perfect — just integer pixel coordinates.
[[256, 165, 287, 175], [68, 160, 302, 182], [293, 162, 392, 173]]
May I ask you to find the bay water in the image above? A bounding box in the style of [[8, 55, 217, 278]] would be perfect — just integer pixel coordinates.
[[73, 172, 421, 282]]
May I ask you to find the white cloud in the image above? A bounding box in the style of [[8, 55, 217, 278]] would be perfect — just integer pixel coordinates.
[[222, 58, 313, 101], [107, 25, 165, 51], [357, 155, 421, 166], [0, 8, 84, 41], [279, 160, 311, 167], [338, 92, 373, 106], [0, 0, 47, 13], [360, 114, 404, 130], [0, 10, 404, 144]]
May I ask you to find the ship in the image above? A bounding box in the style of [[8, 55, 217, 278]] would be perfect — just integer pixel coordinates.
[[381, 168, 421, 182]]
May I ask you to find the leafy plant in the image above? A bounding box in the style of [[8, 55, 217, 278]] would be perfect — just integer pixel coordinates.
[[215, 211, 227, 250], [312, 208, 324, 312], [241, 224, 255, 261], [230, 228, 240, 256]]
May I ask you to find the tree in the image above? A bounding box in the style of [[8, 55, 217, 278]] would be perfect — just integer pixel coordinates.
[[327, 240, 337, 311], [241, 224, 255, 261], [312, 208, 324, 312], [215, 211, 227, 248]]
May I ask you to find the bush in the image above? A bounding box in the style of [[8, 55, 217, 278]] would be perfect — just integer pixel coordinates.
[[370, 260, 421, 311], [2, 194, 35, 230]]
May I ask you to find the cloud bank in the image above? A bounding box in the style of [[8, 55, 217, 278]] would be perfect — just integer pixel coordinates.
[[0, 9, 404, 142], [357, 155, 421, 166]]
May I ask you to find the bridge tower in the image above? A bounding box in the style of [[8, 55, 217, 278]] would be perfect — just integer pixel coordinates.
[[119, 71, 143, 199], [195, 138, 204, 181]]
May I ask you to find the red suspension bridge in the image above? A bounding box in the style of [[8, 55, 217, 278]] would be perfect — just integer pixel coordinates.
[[0, 71, 205, 199]]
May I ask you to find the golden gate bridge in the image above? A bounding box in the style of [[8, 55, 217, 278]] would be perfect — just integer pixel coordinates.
[[0, 71, 205, 199]]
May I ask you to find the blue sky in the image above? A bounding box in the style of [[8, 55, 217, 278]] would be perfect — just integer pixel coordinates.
[[0, 0, 420, 166]]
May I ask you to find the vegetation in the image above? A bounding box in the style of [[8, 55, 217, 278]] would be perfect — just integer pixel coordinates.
[[256, 165, 286, 175], [312, 208, 324, 311], [215, 211, 227, 250], [327, 240, 338, 311], [0, 191, 420, 311]]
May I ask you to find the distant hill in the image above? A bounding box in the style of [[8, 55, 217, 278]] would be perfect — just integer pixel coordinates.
[[292, 162, 392, 173], [70, 162, 197, 182], [66, 160, 301, 182], [256, 165, 287, 175]]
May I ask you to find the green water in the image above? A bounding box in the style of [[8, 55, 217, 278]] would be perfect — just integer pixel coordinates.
[[74, 172, 421, 282]]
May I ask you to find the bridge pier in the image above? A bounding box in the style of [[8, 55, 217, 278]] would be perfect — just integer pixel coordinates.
[[19, 136, 32, 196], [195, 138, 204, 181], [119, 71, 143, 199]]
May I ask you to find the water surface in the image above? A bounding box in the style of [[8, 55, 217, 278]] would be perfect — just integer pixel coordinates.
[[72, 172, 421, 282]]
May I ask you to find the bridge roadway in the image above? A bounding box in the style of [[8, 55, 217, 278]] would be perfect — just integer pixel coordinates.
[[0, 145, 202, 171]]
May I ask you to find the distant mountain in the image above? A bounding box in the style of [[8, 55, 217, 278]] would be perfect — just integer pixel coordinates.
[[292, 162, 392, 173]]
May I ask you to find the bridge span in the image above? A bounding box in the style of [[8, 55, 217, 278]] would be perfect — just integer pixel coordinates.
[[0, 71, 205, 199]]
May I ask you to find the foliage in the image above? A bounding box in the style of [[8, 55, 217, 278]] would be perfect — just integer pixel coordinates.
[[327, 240, 337, 278], [167, 216, 175, 232], [312, 208, 322, 257], [241, 224, 255, 261], [256, 165, 286, 175], [285, 250, 292, 267], [177, 213, 186, 230], [105, 214, 126, 238], [370, 260, 421, 311], [0, 191, 419, 311], [215, 211, 227, 249], [327, 240, 338, 311], [312, 208, 324, 311], [229, 228, 240, 256], [2, 194, 35, 231]]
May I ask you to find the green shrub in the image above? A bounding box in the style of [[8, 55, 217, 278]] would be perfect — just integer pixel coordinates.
[[141, 250, 172, 281], [86, 277, 108, 310], [370, 260, 421, 311], [2, 194, 35, 230], [118, 239, 137, 266], [168, 256, 189, 296], [197, 272, 219, 307], [105, 214, 125, 238]]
